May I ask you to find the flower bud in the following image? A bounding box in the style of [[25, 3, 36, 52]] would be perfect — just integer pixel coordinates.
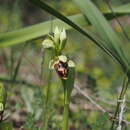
[[42, 39, 54, 49], [54, 26, 60, 44], [59, 29, 67, 51], [60, 29, 66, 41]]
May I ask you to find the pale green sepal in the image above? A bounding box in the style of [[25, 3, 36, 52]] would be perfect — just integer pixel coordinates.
[[68, 60, 75, 67], [49, 60, 55, 69], [58, 55, 67, 63], [42, 39, 54, 49], [49, 59, 59, 69]]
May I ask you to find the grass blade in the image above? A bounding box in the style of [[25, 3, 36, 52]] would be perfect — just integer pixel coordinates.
[[103, 3, 130, 14], [0, 3, 130, 48], [73, 0, 130, 75], [0, 14, 87, 48]]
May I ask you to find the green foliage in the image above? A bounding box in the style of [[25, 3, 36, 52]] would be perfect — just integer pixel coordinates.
[[21, 87, 44, 130], [0, 1, 130, 48], [21, 87, 43, 119], [92, 113, 110, 130], [0, 122, 13, 130], [23, 113, 39, 130], [0, 14, 86, 48], [73, 0, 129, 76], [1, 0, 130, 129]]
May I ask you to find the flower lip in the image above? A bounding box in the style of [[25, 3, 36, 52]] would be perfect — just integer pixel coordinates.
[[54, 60, 69, 80]]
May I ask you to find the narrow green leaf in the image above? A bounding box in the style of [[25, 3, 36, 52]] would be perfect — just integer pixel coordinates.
[[103, 3, 130, 19], [112, 3, 130, 14], [0, 14, 87, 48], [0, 3, 130, 48], [73, 0, 130, 75], [103, 3, 130, 14]]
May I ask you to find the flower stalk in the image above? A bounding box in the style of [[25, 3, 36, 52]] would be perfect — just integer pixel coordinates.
[[62, 67, 75, 130], [42, 27, 75, 130]]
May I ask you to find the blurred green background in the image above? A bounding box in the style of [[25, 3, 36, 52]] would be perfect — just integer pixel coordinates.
[[0, 0, 130, 129]]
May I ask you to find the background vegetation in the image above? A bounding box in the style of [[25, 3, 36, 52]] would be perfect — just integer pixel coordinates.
[[1, 0, 130, 129]]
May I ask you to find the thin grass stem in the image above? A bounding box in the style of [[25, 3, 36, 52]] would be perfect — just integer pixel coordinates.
[[110, 77, 129, 129], [43, 70, 52, 130]]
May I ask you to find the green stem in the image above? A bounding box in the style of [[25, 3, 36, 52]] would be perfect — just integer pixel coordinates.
[[43, 51, 53, 130], [63, 86, 70, 130], [110, 77, 129, 130], [62, 67, 75, 130], [43, 71, 52, 130]]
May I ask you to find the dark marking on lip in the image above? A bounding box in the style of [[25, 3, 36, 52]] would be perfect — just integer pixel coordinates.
[[54, 61, 69, 79]]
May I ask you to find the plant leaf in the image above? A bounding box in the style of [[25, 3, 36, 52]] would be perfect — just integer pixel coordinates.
[[0, 3, 130, 48], [103, 3, 130, 14], [0, 14, 87, 48], [73, 0, 130, 76], [112, 3, 130, 14]]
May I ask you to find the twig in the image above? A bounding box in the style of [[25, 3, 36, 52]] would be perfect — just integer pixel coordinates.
[[74, 85, 106, 113], [74, 85, 130, 125], [95, 96, 130, 111]]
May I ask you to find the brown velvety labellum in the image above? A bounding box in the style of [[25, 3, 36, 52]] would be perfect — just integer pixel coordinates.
[[54, 61, 69, 79]]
